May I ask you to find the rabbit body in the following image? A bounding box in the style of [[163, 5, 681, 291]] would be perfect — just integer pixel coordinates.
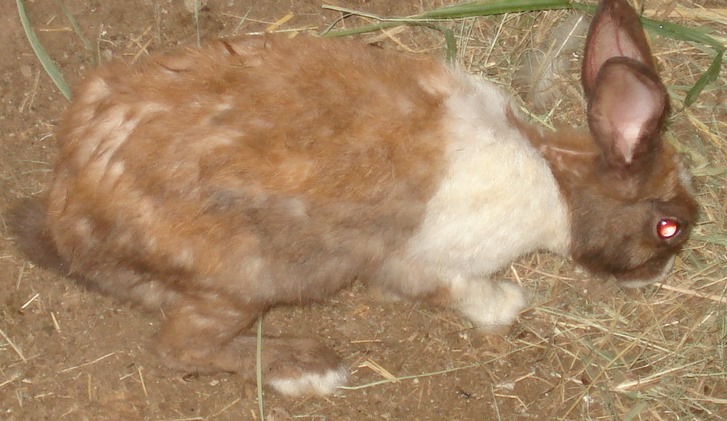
[[38, 0, 698, 397], [47, 36, 562, 393]]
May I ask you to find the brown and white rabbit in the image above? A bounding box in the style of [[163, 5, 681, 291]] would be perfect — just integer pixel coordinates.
[[30, 0, 697, 396]]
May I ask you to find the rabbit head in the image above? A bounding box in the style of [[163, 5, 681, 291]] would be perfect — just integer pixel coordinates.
[[531, 0, 698, 287]]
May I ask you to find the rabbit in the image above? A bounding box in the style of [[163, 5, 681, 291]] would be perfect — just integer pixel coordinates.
[[24, 0, 697, 396]]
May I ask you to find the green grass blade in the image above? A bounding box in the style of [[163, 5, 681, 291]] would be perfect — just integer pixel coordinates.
[[641, 16, 724, 51], [419, 0, 572, 19], [255, 317, 265, 421], [440, 26, 458, 63], [58, 1, 93, 52], [685, 49, 723, 107], [193, 0, 201, 47], [57, 0, 98, 67], [322, 0, 574, 37], [16, 0, 72, 100]]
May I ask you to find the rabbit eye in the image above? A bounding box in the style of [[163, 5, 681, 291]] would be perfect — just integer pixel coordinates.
[[657, 218, 680, 240]]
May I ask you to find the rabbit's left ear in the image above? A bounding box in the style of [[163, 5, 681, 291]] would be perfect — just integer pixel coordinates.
[[582, 0, 656, 96], [582, 0, 668, 168]]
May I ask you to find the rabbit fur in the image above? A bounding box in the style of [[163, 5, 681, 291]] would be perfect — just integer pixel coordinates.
[[18, 0, 698, 396]]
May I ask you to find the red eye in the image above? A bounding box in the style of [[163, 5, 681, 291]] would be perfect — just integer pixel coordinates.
[[657, 219, 680, 240]]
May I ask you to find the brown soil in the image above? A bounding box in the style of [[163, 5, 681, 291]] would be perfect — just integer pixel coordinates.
[[1, 1, 725, 420]]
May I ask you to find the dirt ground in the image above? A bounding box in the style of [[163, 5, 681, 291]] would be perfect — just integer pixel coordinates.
[[1, 1, 725, 420]]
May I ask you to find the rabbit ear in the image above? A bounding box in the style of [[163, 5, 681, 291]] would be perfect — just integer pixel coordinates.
[[581, 0, 655, 97], [587, 58, 667, 167], [582, 0, 667, 167]]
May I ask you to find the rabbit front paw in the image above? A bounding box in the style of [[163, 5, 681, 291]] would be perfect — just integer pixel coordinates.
[[450, 276, 527, 331]]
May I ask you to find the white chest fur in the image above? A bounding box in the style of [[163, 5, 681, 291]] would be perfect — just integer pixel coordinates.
[[405, 70, 570, 280]]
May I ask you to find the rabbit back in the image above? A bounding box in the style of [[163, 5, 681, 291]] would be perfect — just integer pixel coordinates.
[[47, 35, 469, 309]]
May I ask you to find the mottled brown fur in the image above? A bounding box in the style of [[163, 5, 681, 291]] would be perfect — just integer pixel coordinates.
[[45, 35, 449, 390]]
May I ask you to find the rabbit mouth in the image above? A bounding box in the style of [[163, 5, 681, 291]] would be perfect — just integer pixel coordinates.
[[617, 255, 675, 289]]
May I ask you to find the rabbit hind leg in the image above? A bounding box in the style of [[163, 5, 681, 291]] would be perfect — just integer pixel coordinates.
[[154, 293, 347, 396]]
